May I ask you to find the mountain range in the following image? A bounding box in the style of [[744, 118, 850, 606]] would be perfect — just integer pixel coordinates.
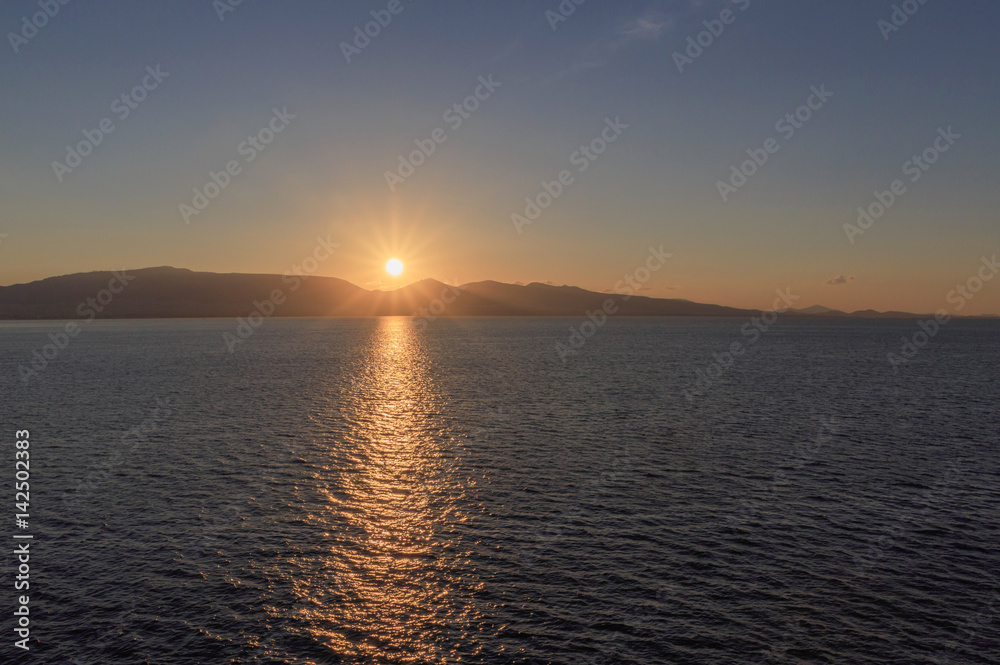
[[0, 267, 988, 319]]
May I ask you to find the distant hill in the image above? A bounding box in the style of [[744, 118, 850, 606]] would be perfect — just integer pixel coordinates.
[[792, 305, 847, 316], [0, 267, 367, 319], [0, 267, 985, 319], [786, 305, 968, 319]]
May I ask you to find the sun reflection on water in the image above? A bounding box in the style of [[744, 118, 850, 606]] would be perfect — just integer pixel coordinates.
[[299, 318, 476, 663]]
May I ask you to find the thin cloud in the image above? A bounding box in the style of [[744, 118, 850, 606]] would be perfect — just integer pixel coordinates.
[[617, 16, 670, 44], [545, 11, 672, 81], [605, 12, 672, 55]]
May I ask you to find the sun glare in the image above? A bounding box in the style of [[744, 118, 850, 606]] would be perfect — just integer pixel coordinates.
[[385, 258, 404, 277]]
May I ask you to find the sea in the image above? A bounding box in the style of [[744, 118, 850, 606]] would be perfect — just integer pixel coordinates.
[[1, 317, 998, 664]]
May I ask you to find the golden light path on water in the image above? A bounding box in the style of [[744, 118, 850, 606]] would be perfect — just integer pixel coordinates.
[[295, 318, 480, 663]]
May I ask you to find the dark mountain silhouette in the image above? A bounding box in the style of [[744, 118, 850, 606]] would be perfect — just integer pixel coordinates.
[[456, 281, 763, 316], [0, 267, 366, 318], [0, 266, 982, 319], [793, 305, 847, 316]]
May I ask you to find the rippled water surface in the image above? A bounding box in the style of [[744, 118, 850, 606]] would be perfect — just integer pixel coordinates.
[[2, 317, 998, 664]]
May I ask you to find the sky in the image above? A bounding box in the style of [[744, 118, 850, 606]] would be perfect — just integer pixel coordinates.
[[1, 0, 998, 314]]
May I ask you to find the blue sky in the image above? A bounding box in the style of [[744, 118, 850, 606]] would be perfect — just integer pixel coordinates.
[[1, 0, 998, 313]]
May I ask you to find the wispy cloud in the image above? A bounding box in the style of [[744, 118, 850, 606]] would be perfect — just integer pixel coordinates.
[[616, 15, 670, 45], [604, 11, 672, 56], [825, 275, 855, 286], [544, 11, 672, 81]]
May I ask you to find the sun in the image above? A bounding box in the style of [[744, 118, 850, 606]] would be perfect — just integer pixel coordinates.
[[385, 258, 404, 277]]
